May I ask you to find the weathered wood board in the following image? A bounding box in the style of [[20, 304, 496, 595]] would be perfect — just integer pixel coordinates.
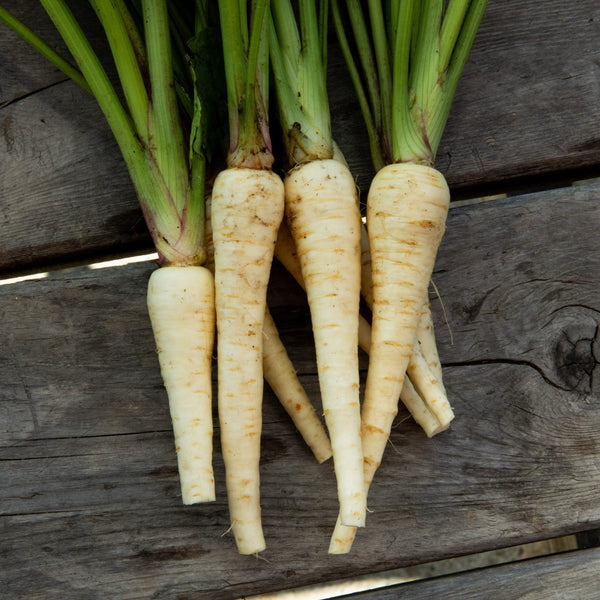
[[2, 1, 600, 598], [341, 546, 600, 599], [1, 0, 600, 273], [1, 183, 599, 599]]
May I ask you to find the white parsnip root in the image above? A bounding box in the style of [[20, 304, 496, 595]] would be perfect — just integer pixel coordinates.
[[359, 222, 453, 433], [212, 167, 284, 555], [285, 158, 366, 528], [147, 265, 216, 504], [279, 214, 450, 438], [329, 162, 450, 554], [356, 312, 446, 439], [363, 163, 450, 471], [263, 308, 333, 463], [205, 196, 332, 464]]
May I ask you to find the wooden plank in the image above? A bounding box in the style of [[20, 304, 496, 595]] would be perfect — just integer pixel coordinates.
[[337, 547, 600, 599], [1, 184, 599, 599], [2, 1, 600, 273], [0, 1, 146, 276]]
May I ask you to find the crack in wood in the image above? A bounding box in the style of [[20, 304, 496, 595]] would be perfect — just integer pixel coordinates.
[[22, 429, 173, 442], [443, 358, 571, 391], [0, 78, 70, 110]]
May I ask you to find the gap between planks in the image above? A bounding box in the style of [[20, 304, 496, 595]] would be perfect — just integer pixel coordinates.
[[243, 535, 580, 600], [0, 190, 519, 286], [2, 176, 599, 284], [0, 251, 159, 286]]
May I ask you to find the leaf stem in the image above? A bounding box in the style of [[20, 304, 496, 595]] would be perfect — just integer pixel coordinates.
[[90, 0, 150, 143], [367, 0, 393, 164], [427, 0, 488, 154], [143, 0, 189, 212], [218, 0, 273, 169], [270, 0, 332, 165], [330, 0, 384, 171], [391, 0, 430, 163]]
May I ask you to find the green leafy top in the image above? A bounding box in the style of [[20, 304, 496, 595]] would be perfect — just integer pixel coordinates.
[[269, 0, 332, 167], [217, 0, 273, 170], [332, 0, 488, 170]]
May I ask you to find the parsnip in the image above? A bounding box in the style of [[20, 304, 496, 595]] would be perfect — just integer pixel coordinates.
[[278, 217, 449, 437], [147, 265, 215, 504], [205, 196, 332, 464], [329, 163, 450, 554], [359, 222, 453, 430], [285, 158, 366, 528], [263, 308, 332, 463], [211, 167, 284, 555], [363, 163, 450, 471]]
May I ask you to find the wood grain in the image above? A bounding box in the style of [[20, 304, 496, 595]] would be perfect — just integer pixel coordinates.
[[1, 1, 600, 273], [1, 185, 599, 599], [338, 547, 600, 599]]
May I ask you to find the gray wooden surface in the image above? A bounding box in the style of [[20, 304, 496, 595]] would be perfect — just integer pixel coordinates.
[[341, 547, 600, 599], [1, 0, 600, 273], [2, 185, 599, 599], [2, 1, 600, 599]]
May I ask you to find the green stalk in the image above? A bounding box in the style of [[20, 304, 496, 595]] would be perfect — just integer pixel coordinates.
[[245, 0, 269, 128], [187, 82, 207, 260], [410, 0, 443, 113], [330, 0, 384, 172], [0, 5, 90, 92], [439, 0, 470, 71], [2, 0, 213, 264], [168, 2, 195, 98], [184, 0, 219, 252], [319, 0, 328, 70], [426, 0, 488, 153], [270, 0, 332, 165], [346, 0, 381, 137], [38, 1, 150, 196], [218, 0, 273, 169], [39, 0, 188, 259], [90, 0, 150, 143], [143, 0, 190, 213], [15, 0, 208, 264], [270, 0, 300, 76], [334, 0, 487, 168], [387, 0, 400, 55], [367, 0, 393, 163], [114, 0, 147, 70], [268, 13, 304, 137], [298, 0, 331, 154], [391, 0, 430, 163]]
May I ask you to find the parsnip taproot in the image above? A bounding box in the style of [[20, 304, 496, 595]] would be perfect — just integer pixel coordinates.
[[417, 300, 445, 383], [355, 305, 445, 440], [359, 221, 453, 431], [214, 0, 284, 554], [205, 196, 332, 464], [277, 216, 449, 437], [147, 265, 215, 503], [285, 158, 366, 528], [270, 0, 367, 528], [336, 140, 452, 434], [364, 163, 451, 461], [329, 162, 450, 555], [4, 1, 220, 506], [262, 308, 332, 463], [211, 167, 284, 555]]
